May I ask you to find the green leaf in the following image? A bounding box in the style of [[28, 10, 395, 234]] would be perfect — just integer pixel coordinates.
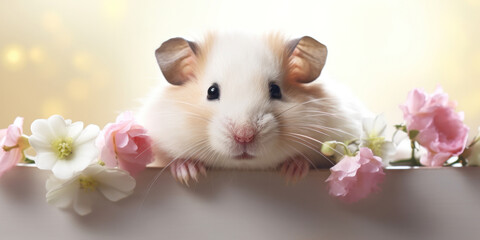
[[390, 158, 422, 166], [24, 158, 35, 164], [408, 130, 419, 139], [394, 124, 407, 132]]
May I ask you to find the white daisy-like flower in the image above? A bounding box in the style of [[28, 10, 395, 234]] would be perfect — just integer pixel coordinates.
[[29, 115, 100, 179], [360, 114, 396, 164], [46, 163, 136, 216]]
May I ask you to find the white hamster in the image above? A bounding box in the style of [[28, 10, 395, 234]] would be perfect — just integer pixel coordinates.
[[138, 33, 367, 184]]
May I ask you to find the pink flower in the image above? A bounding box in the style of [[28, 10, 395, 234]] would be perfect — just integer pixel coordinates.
[[326, 147, 385, 203], [400, 88, 469, 166], [0, 117, 26, 177], [96, 111, 154, 176]]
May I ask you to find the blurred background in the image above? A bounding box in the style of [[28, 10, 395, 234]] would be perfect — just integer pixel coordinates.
[[1, 0, 479, 134]]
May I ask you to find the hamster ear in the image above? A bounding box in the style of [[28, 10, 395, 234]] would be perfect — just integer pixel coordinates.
[[155, 37, 198, 85], [286, 36, 327, 84]]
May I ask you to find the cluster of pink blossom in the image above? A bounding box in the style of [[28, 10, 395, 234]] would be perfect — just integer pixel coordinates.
[[400, 88, 469, 166], [325, 87, 475, 203], [96, 111, 154, 176]]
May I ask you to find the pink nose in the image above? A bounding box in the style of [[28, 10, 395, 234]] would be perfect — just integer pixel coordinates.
[[233, 125, 256, 144]]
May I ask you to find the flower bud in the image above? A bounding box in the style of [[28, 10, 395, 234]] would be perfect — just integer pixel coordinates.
[[321, 141, 337, 157]]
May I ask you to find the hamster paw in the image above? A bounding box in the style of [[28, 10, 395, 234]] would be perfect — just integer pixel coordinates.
[[170, 159, 207, 186], [279, 156, 310, 184]]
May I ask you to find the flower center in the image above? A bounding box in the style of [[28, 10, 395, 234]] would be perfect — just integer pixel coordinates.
[[366, 134, 385, 156], [52, 138, 74, 159], [79, 176, 98, 192]]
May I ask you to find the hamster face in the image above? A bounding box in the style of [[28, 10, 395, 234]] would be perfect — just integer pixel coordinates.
[[204, 36, 282, 163], [140, 33, 361, 169]]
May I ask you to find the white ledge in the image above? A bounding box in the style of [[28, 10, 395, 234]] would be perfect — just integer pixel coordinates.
[[1, 166, 479, 240]]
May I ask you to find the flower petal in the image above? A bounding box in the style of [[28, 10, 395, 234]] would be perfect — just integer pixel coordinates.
[[327, 147, 385, 203], [95, 169, 135, 201], [48, 115, 68, 138], [31, 119, 55, 142], [114, 132, 130, 148], [46, 175, 78, 209], [52, 160, 76, 179], [67, 151, 96, 173], [98, 184, 134, 202], [0, 129, 6, 139], [28, 135, 53, 153], [35, 151, 58, 170], [4, 119, 23, 146], [72, 141, 99, 164], [0, 149, 21, 175], [75, 124, 100, 145], [68, 121, 84, 141], [73, 190, 93, 216], [372, 115, 387, 136], [81, 164, 105, 175], [13, 117, 24, 129], [116, 111, 134, 122]]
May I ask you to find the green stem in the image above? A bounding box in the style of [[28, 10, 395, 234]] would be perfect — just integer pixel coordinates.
[[2, 144, 19, 151], [410, 140, 419, 165], [459, 155, 467, 167], [390, 139, 421, 166], [336, 141, 354, 156]]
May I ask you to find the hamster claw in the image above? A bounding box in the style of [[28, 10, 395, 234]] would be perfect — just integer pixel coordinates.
[[170, 159, 206, 186], [280, 156, 310, 185]]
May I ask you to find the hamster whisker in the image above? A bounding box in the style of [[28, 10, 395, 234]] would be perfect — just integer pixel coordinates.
[[275, 98, 336, 118], [148, 140, 207, 182], [155, 112, 212, 123], [283, 143, 319, 170], [278, 133, 335, 165], [196, 146, 219, 169], [297, 123, 358, 139], [277, 125, 331, 138], [172, 145, 212, 183], [281, 132, 344, 157], [180, 144, 212, 168], [135, 139, 209, 220], [281, 121, 358, 139], [279, 111, 353, 122], [316, 125, 358, 138], [161, 99, 210, 111]]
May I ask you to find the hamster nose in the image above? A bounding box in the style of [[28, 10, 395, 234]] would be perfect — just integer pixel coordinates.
[[233, 125, 256, 144]]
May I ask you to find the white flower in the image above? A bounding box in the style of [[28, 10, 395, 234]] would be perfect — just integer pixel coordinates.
[[46, 163, 136, 216], [29, 115, 100, 179], [467, 127, 480, 166], [360, 114, 396, 164]]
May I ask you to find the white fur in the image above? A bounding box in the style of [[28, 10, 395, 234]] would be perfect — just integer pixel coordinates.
[[138, 34, 367, 170]]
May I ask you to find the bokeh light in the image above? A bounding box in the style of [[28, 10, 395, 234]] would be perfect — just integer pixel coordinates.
[[67, 78, 90, 101], [41, 97, 66, 118], [3, 45, 25, 70], [29, 47, 44, 63], [0, 0, 479, 135]]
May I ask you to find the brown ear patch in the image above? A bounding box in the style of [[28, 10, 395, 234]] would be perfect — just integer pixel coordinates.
[[155, 37, 198, 85], [287, 36, 328, 84]]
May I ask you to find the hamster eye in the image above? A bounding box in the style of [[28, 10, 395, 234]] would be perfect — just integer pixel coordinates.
[[269, 82, 282, 99], [207, 83, 220, 100]]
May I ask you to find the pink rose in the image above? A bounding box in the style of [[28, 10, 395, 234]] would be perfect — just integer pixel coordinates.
[[400, 88, 469, 166], [0, 117, 25, 177], [96, 111, 154, 176], [326, 147, 385, 203]]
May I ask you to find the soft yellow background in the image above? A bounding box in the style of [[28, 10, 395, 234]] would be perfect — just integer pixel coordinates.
[[1, 0, 479, 133]]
